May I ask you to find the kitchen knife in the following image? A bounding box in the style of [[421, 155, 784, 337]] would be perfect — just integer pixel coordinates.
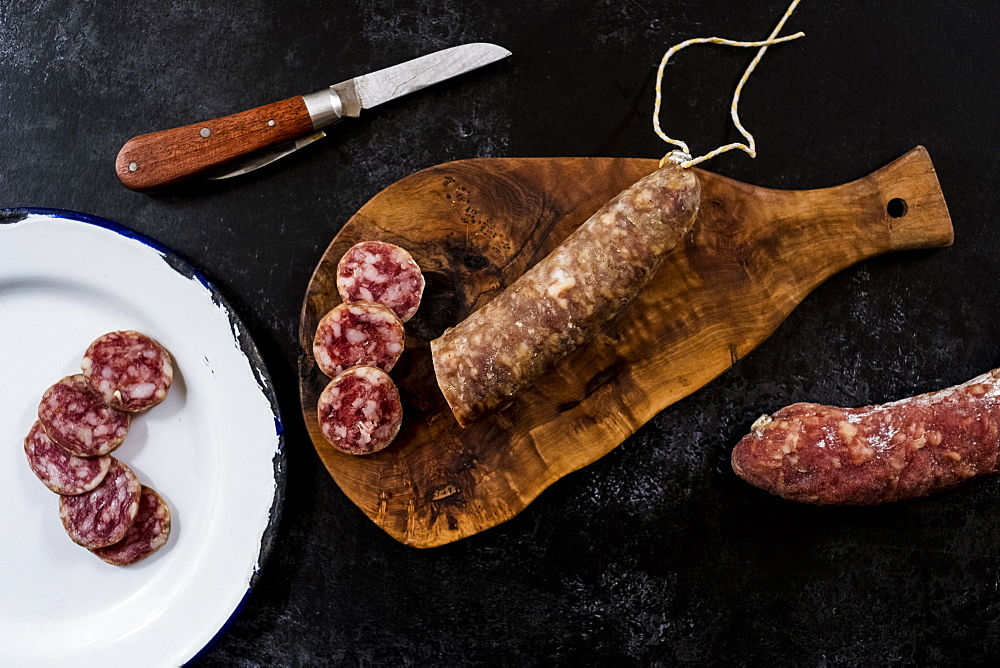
[[115, 42, 511, 192]]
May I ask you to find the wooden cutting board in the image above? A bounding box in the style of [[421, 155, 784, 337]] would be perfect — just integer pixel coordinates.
[[298, 147, 953, 548]]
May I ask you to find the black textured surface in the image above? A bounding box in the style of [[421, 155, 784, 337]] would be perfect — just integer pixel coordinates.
[[3, 0, 1000, 664]]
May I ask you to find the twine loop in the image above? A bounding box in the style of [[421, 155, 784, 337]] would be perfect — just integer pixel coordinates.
[[655, 0, 805, 169]]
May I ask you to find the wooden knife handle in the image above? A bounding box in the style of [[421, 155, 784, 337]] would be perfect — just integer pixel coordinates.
[[115, 96, 315, 192]]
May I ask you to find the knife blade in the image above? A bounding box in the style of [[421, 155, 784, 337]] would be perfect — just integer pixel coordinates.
[[115, 42, 511, 192]]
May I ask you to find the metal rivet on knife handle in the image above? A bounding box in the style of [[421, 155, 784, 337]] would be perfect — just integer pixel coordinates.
[[200, 128, 211, 138]]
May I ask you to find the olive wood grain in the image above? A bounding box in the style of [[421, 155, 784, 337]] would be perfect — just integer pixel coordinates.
[[299, 147, 953, 548], [115, 96, 314, 192]]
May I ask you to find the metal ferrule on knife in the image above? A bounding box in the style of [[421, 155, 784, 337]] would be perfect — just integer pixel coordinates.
[[302, 81, 362, 129]]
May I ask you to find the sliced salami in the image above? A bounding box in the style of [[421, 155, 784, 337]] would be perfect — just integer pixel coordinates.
[[82, 330, 174, 412], [38, 374, 130, 457], [24, 421, 112, 495], [336, 241, 424, 322], [58, 458, 141, 548], [91, 485, 171, 566], [313, 302, 405, 378], [317, 366, 403, 455]]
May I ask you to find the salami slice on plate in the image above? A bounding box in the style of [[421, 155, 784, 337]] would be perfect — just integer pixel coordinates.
[[313, 302, 405, 378], [82, 330, 174, 412], [336, 241, 424, 322], [91, 485, 171, 566], [58, 458, 141, 549], [38, 374, 130, 457], [317, 366, 403, 455], [24, 421, 112, 495]]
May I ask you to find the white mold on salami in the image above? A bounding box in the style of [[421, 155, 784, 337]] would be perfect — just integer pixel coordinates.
[[336, 241, 425, 322], [313, 301, 405, 378], [82, 330, 174, 412], [24, 420, 112, 495], [58, 458, 141, 548], [317, 365, 403, 455], [91, 485, 171, 566], [38, 374, 130, 457]]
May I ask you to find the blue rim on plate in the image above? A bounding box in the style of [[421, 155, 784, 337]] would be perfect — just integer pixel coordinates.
[[0, 208, 286, 664]]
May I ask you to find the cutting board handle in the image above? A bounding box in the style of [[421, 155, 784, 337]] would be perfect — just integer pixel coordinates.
[[739, 145, 952, 255], [864, 146, 953, 251]]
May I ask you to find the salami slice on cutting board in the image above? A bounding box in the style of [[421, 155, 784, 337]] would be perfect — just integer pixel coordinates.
[[24, 421, 112, 495], [58, 458, 141, 549], [336, 241, 424, 322], [313, 301, 405, 378], [91, 485, 171, 566], [38, 374, 130, 457], [317, 366, 403, 455], [82, 330, 174, 412]]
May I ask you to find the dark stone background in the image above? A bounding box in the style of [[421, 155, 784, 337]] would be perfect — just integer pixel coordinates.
[[4, 0, 1000, 664]]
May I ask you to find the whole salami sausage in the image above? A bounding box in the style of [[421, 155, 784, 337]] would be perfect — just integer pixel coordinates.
[[38, 374, 130, 457], [313, 302, 405, 378], [317, 366, 403, 455], [82, 330, 174, 412], [58, 458, 142, 548], [24, 421, 112, 495], [731, 368, 1000, 505], [431, 163, 701, 427], [91, 486, 171, 566], [336, 241, 424, 322]]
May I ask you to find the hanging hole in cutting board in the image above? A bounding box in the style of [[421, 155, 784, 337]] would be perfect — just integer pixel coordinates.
[[887, 198, 909, 218]]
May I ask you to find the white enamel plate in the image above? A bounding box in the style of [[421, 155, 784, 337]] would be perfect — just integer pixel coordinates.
[[0, 210, 284, 665]]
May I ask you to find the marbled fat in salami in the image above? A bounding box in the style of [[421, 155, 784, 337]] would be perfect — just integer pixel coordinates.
[[91, 486, 171, 566], [38, 374, 130, 457], [82, 330, 173, 412], [431, 163, 701, 427], [317, 366, 403, 455], [313, 302, 405, 378], [24, 421, 112, 495], [58, 458, 141, 548], [732, 368, 1000, 505], [336, 241, 424, 322]]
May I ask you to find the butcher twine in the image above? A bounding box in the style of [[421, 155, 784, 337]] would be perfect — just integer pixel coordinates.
[[654, 0, 805, 169]]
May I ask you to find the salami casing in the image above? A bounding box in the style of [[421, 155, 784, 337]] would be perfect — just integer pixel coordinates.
[[317, 366, 403, 455], [732, 369, 1000, 505], [313, 302, 405, 378], [58, 458, 141, 548], [82, 330, 173, 412], [91, 486, 171, 566], [38, 374, 130, 457], [24, 421, 112, 495], [431, 164, 701, 426], [336, 241, 425, 322]]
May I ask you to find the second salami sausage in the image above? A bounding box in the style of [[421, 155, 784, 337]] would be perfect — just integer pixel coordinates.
[[732, 368, 1000, 505], [431, 163, 701, 426]]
